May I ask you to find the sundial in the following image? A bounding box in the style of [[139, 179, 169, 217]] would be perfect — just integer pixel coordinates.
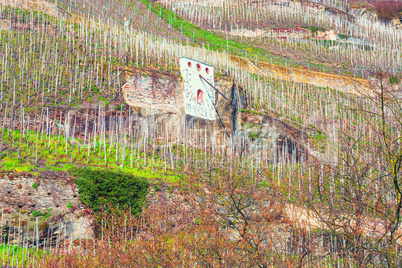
[[180, 57, 215, 120]]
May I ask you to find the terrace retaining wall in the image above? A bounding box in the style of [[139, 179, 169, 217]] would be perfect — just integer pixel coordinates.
[[0, 172, 94, 242]]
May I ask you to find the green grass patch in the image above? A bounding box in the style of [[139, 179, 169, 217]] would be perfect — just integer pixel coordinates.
[[0, 129, 182, 183], [0, 244, 44, 267], [389, 75, 399, 85], [301, 26, 327, 35], [337, 33, 349, 40]]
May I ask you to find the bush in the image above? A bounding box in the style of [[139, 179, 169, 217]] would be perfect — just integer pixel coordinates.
[[337, 33, 349, 40], [373, 1, 402, 22], [115, 104, 124, 111], [389, 75, 399, 85], [70, 168, 149, 216], [301, 26, 327, 34]]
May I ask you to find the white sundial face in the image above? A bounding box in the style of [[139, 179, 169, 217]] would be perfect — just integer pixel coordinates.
[[180, 57, 215, 120]]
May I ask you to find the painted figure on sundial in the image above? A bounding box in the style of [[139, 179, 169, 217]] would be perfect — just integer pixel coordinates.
[[197, 89, 204, 105]]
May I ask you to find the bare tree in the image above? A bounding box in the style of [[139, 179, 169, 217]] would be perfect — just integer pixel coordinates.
[[307, 68, 402, 267]]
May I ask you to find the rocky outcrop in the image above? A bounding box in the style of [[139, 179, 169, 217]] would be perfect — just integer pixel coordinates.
[[0, 171, 94, 249], [229, 55, 369, 94], [122, 68, 183, 114], [0, 172, 81, 212], [121, 67, 244, 139], [0, 209, 93, 249], [349, 8, 378, 23], [392, 18, 402, 28], [316, 30, 337, 40], [0, 19, 10, 31], [237, 111, 309, 162], [120, 67, 308, 162]]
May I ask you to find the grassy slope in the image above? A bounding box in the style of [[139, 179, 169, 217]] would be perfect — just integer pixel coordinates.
[[136, 0, 349, 73], [0, 129, 181, 183], [0, 245, 44, 266]]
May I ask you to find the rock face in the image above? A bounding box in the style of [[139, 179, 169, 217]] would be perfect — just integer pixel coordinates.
[[229, 55, 369, 94], [228, 28, 266, 38], [349, 8, 378, 23], [0, 172, 94, 248], [392, 18, 402, 28], [268, 27, 312, 40], [238, 112, 308, 162], [316, 30, 337, 41], [0, 209, 94, 248], [121, 67, 307, 160], [122, 68, 183, 114], [0, 19, 10, 31], [220, 27, 312, 40], [121, 67, 243, 139], [0, 173, 81, 212]]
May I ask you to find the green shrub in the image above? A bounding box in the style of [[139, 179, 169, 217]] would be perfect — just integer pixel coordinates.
[[249, 131, 259, 141], [301, 26, 327, 35], [70, 168, 149, 216], [337, 34, 349, 40], [154, 184, 160, 192], [389, 75, 399, 85], [32, 182, 37, 189], [43, 212, 51, 220]]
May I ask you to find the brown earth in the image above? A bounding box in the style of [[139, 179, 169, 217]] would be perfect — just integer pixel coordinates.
[[230, 54, 369, 94]]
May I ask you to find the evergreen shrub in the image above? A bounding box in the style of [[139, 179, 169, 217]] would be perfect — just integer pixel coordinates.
[[70, 168, 149, 216]]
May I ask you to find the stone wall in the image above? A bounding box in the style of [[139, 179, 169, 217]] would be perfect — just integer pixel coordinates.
[[0, 171, 94, 244], [0, 172, 82, 212]]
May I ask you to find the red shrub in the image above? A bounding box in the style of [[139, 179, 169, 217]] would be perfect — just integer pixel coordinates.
[[373, 1, 402, 21]]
